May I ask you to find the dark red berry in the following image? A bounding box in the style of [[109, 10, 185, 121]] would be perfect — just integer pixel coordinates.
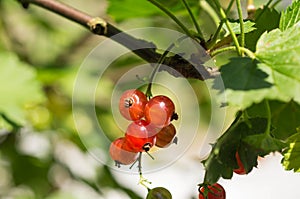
[[155, 123, 177, 148], [198, 183, 226, 199]]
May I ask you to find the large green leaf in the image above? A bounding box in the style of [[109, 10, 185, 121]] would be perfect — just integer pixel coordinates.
[[202, 115, 274, 184], [212, 57, 273, 109], [282, 132, 300, 172], [247, 100, 300, 140], [213, 58, 272, 91], [107, 0, 199, 22], [256, 23, 300, 105], [279, 0, 300, 31], [243, 134, 287, 156], [214, 22, 300, 109], [0, 52, 45, 125]]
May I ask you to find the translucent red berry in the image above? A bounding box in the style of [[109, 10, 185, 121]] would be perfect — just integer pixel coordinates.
[[198, 183, 226, 199], [233, 151, 246, 175], [119, 89, 147, 121], [144, 95, 175, 128], [109, 137, 138, 167], [155, 123, 177, 148], [125, 120, 157, 152]]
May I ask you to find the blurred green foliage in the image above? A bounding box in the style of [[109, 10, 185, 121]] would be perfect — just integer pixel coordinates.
[[0, 0, 294, 199], [0, 0, 210, 198], [0, 0, 146, 198]]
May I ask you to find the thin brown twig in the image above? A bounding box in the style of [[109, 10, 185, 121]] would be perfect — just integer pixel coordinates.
[[17, 0, 218, 80]]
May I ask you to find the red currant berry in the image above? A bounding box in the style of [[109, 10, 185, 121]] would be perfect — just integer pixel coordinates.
[[125, 120, 157, 152], [155, 123, 176, 148], [119, 89, 147, 121], [144, 95, 175, 128], [198, 183, 226, 199], [109, 137, 138, 167], [233, 151, 247, 175]]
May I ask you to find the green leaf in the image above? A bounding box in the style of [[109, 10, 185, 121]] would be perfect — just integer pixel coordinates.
[[107, 0, 199, 22], [282, 132, 300, 172], [279, 0, 300, 31], [202, 116, 269, 184], [0, 133, 52, 196], [214, 58, 272, 90], [247, 100, 300, 140], [0, 52, 45, 125], [213, 57, 272, 109], [243, 134, 287, 156], [107, 0, 158, 22], [223, 20, 256, 35], [245, 7, 280, 51], [256, 23, 300, 105], [216, 23, 300, 109]]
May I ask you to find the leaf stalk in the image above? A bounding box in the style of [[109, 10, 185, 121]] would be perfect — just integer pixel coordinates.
[[212, 0, 242, 56]]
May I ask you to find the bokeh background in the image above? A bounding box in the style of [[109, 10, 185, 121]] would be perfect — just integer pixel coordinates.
[[0, 0, 298, 199]]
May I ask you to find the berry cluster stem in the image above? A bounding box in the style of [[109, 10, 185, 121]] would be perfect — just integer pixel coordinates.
[[145, 44, 174, 98], [145, 35, 188, 98], [136, 153, 151, 190]]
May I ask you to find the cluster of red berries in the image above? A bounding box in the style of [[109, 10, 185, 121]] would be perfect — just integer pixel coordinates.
[[109, 89, 178, 167]]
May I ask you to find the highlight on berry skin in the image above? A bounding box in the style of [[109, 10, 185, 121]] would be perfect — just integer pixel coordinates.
[[144, 95, 175, 128]]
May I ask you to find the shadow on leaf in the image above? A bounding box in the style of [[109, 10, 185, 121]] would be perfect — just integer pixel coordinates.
[[213, 57, 272, 91]]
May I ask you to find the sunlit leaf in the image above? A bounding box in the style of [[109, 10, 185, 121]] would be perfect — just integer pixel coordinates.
[[279, 0, 300, 31], [0, 52, 45, 125], [223, 20, 256, 35], [214, 22, 300, 109], [282, 132, 300, 172], [256, 22, 300, 105]]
